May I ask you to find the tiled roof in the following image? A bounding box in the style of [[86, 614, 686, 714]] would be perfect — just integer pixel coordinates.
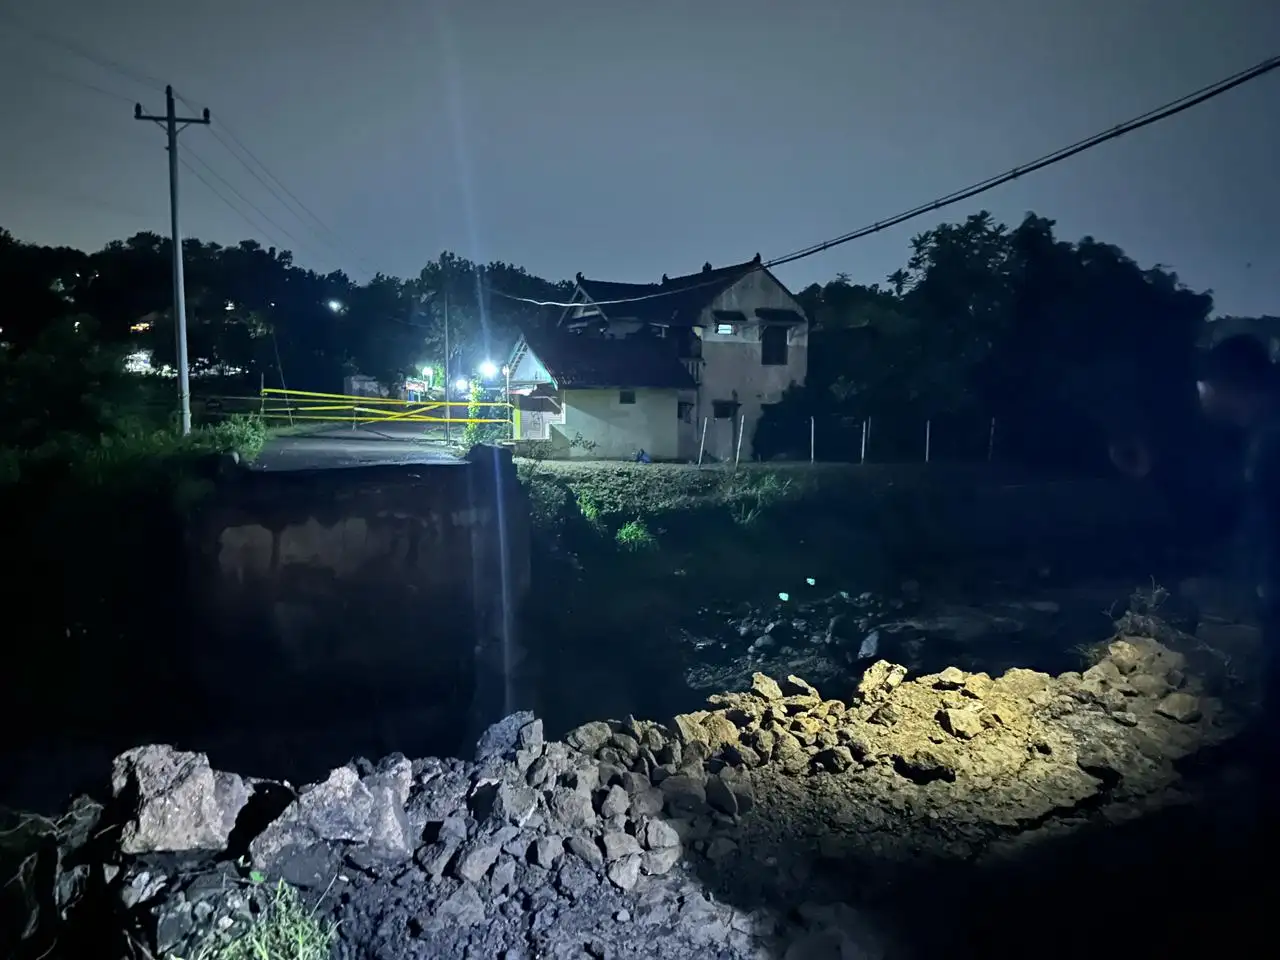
[[519, 329, 696, 390], [572, 256, 763, 327]]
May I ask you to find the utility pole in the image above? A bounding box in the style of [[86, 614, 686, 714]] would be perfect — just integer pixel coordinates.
[[135, 86, 210, 435], [443, 287, 451, 442]]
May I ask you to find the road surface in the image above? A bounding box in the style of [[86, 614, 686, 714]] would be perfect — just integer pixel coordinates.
[[254, 424, 464, 470]]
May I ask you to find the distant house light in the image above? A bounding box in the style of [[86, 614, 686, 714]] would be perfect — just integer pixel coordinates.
[[715, 323, 735, 336], [130, 321, 152, 333]]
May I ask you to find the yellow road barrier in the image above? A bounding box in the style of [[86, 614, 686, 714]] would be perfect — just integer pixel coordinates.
[[253, 387, 513, 426]]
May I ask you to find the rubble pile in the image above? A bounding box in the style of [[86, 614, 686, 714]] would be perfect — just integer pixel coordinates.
[[6, 636, 1241, 960], [679, 585, 1079, 696]]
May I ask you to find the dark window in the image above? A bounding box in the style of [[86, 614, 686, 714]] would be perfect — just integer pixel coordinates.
[[619, 390, 636, 404], [712, 400, 737, 419], [761, 325, 788, 366], [678, 401, 694, 423]]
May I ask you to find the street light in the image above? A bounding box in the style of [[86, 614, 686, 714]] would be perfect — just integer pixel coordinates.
[[326, 299, 343, 313], [421, 366, 434, 381], [478, 360, 498, 379], [454, 377, 469, 394]]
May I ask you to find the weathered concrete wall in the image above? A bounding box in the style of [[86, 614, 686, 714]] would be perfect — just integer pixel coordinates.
[[188, 445, 531, 735], [554, 388, 680, 460]]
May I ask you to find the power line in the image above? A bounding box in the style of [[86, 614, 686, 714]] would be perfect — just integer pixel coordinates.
[[181, 142, 335, 267], [0, 9, 165, 94], [763, 54, 1280, 270], [487, 52, 1279, 310], [175, 91, 377, 278]]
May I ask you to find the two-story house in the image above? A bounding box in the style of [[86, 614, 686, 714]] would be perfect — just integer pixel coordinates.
[[507, 255, 808, 461]]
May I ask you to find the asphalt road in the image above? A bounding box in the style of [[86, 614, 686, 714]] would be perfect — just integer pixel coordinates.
[[253, 425, 463, 470]]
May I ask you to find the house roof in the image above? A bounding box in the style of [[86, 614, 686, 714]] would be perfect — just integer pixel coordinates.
[[518, 329, 696, 390], [570, 255, 765, 327]]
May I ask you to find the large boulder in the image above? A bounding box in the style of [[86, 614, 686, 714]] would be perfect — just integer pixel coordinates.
[[110, 745, 249, 855]]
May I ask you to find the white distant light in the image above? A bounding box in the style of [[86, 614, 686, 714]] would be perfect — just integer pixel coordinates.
[[501, 365, 510, 377], [326, 299, 343, 313], [422, 366, 434, 379], [454, 377, 469, 393], [478, 360, 498, 379]]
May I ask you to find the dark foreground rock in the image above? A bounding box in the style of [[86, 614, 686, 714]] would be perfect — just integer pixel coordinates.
[[1, 627, 1248, 960]]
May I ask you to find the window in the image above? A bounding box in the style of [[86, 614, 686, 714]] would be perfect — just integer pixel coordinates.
[[715, 323, 735, 336], [677, 401, 694, 423], [761, 325, 788, 366], [712, 400, 737, 419], [619, 390, 636, 404]]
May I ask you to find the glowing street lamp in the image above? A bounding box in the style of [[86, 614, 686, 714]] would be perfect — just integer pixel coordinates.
[[326, 299, 343, 313], [421, 366, 434, 382], [478, 360, 498, 380], [454, 377, 469, 394]]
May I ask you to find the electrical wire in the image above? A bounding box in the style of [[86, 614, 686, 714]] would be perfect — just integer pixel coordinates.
[[487, 53, 1279, 308], [763, 54, 1280, 270]]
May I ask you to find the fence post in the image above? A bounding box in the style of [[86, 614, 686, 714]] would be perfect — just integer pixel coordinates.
[[987, 417, 996, 462], [809, 416, 815, 464], [925, 419, 931, 463], [697, 416, 708, 466], [734, 414, 746, 468]]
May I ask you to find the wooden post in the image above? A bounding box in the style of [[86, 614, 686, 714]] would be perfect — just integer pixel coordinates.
[[697, 416, 708, 466], [809, 416, 815, 463], [734, 414, 745, 468], [925, 420, 932, 463], [987, 417, 996, 462]]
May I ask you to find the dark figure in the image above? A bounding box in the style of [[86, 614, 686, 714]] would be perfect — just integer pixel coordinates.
[[1196, 334, 1280, 753]]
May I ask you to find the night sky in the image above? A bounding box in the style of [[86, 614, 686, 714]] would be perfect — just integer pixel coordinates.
[[2, 0, 1276, 315]]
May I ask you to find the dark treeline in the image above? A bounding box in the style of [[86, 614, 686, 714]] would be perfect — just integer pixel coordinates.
[[0, 210, 1244, 477]]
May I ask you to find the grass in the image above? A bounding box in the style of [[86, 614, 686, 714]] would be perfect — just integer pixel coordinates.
[[173, 878, 338, 960]]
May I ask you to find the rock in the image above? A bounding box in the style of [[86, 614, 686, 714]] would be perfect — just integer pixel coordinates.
[[607, 854, 643, 891], [659, 775, 708, 816], [547, 788, 597, 830], [455, 841, 502, 884], [641, 845, 682, 876], [475, 711, 536, 763], [934, 666, 968, 689], [640, 819, 681, 850], [566, 835, 604, 868], [490, 858, 517, 896], [416, 840, 459, 878], [600, 831, 642, 861], [1106, 639, 1149, 675], [494, 781, 538, 827], [705, 776, 739, 816], [518, 718, 545, 750], [110, 746, 249, 855], [856, 661, 907, 704], [434, 882, 486, 927], [531, 836, 563, 868], [939, 707, 984, 740], [1129, 673, 1169, 698], [630, 787, 665, 818], [750, 672, 785, 700], [599, 784, 630, 819], [251, 764, 416, 869], [566, 721, 613, 754], [812, 747, 855, 774], [1155, 692, 1202, 723]]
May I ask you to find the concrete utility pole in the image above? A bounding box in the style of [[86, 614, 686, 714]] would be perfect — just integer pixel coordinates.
[[443, 286, 451, 442], [135, 86, 210, 435]]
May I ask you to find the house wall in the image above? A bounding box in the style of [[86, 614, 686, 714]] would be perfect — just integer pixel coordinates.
[[552, 388, 681, 460], [695, 270, 810, 462]]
